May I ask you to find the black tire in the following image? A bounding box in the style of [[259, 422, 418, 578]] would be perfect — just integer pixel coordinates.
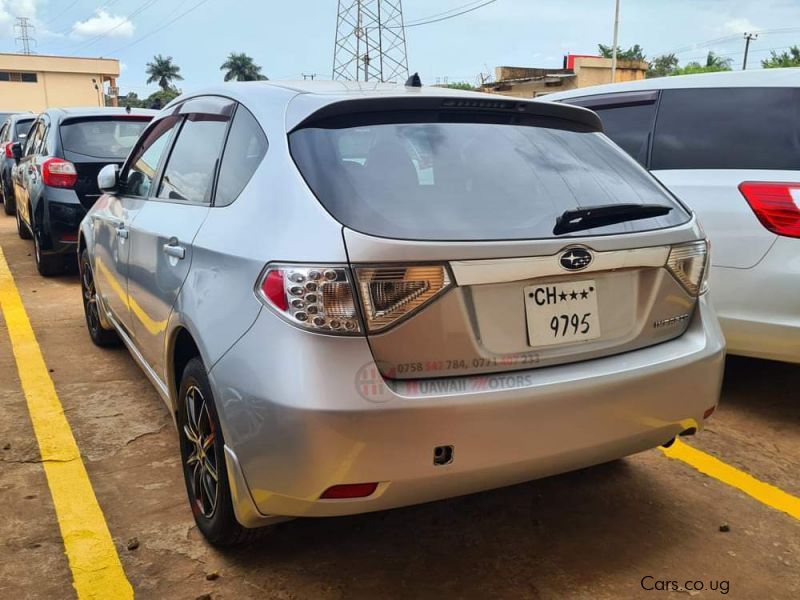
[[16, 205, 31, 239], [79, 249, 119, 347], [178, 357, 260, 546], [34, 230, 63, 277], [2, 187, 14, 216]]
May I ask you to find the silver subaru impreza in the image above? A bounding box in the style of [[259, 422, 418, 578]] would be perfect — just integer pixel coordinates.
[[79, 81, 725, 545]]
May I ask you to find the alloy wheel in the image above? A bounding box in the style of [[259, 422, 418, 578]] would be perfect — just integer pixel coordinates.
[[183, 385, 219, 519], [80, 259, 100, 332]]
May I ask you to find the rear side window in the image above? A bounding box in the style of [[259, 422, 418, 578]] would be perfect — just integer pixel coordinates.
[[15, 119, 34, 142], [60, 118, 150, 160], [651, 87, 800, 170], [214, 105, 267, 207], [290, 113, 689, 241], [591, 103, 656, 166], [157, 115, 229, 204]]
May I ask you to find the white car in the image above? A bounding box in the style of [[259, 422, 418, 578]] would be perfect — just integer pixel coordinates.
[[544, 68, 800, 364]]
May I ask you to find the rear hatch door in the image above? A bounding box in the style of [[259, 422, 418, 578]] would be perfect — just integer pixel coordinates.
[[60, 115, 151, 208], [289, 100, 704, 379]]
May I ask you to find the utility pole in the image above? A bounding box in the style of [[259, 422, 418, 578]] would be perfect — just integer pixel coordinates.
[[742, 32, 758, 70], [333, 0, 409, 82], [14, 17, 36, 55], [610, 0, 621, 83]]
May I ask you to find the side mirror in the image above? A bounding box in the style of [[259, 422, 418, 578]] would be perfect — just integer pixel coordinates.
[[97, 164, 119, 193], [10, 142, 21, 162]]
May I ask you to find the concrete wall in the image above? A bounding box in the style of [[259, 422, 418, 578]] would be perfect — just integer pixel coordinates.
[[0, 54, 119, 112], [572, 56, 648, 87]]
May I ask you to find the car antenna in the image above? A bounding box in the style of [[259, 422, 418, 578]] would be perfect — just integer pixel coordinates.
[[125, 104, 131, 114], [405, 72, 422, 87]]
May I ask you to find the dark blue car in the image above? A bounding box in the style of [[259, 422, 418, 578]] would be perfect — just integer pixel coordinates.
[[11, 107, 154, 275]]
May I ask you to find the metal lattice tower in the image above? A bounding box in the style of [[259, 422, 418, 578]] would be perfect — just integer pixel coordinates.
[[14, 17, 36, 55], [333, 0, 409, 82]]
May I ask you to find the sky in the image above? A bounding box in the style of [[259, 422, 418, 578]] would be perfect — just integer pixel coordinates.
[[0, 0, 799, 98]]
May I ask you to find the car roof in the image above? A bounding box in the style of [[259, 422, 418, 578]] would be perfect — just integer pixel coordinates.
[[41, 106, 158, 121], [162, 79, 604, 132], [541, 67, 800, 102]]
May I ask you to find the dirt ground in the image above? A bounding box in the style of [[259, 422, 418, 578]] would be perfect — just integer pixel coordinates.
[[0, 214, 798, 599]]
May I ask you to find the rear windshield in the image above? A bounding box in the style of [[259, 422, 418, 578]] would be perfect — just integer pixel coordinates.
[[15, 119, 33, 141], [289, 113, 690, 240], [60, 117, 150, 160]]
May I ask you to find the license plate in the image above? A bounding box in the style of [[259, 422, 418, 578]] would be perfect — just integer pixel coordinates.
[[524, 280, 601, 347]]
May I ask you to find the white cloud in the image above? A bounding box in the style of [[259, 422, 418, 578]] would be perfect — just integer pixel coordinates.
[[71, 10, 134, 39], [721, 17, 760, 35], [120, 62, 128, 72]]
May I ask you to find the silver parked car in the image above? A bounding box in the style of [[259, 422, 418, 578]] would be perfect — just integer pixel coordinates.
[[79, 82, 725, 545]]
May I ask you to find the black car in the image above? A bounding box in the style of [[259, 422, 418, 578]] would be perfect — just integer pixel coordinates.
[[11, 107, 155, 275], [0, 112, 34, 215]]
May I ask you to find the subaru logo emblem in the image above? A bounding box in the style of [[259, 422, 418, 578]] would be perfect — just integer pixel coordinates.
[[559, 247, 593, 271]]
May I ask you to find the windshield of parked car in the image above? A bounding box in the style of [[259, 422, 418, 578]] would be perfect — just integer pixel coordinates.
[[60, 117, 151, 160], [290, 112, 690, 241]]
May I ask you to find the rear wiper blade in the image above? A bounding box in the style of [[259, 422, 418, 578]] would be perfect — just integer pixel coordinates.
[[553, 203, 673, 235]]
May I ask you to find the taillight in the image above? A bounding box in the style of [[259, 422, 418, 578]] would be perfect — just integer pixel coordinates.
[[739, 181, 800, 238], [354, 265, 452, 332], [666, 240, 708, 297], [256, 265, 361, 333], [42, 158, 78, 188], [2, 143, 11, 159]]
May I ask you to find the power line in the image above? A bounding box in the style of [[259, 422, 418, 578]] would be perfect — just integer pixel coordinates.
[[404, 0, 494, 26], [398, 0, 498, 28], [42, 0, 81, 26], [39, 0, 159, 52], [106, 0, 211, 55]]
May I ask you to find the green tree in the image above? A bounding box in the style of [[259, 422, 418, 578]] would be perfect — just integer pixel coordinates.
[[443, 81, 475, 91], [598, 43, 646, 62], [761, 45, 800, 68], [144, 87, 181, 110], [121, 91, 144, 108], [647, 53, 679, 78], [672, 51, 732, 76], [145, 54, 184, 91], [220, 52, 268, 81]]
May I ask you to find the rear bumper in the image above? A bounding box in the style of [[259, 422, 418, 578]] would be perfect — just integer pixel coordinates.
[[40, 191, 87, 255], [711, 237, 800, 363], [211, 295, 725, 527]]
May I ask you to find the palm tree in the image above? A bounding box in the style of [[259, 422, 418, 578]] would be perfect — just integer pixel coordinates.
[[145, 55, 184, 91], [220, 52, 268, 82], [704, 51, 732, 70]]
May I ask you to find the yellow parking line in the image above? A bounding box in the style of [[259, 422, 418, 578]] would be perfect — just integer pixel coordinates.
[[0, 247, 133, 599], [661, 439, 800, 521]]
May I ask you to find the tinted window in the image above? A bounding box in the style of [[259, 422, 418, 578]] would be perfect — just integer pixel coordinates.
[[592, 102, 656, 165], [124, 116, 180, 198], [14, 119, 34, 142], [652, 87, 800, 170], [290, 113, 689, 241], [214, 106, 267, 207], [0, 123, 7, 143], [24, 122, 44, 157], [60, 118, 150, 160], [158, 115, 228, 204]]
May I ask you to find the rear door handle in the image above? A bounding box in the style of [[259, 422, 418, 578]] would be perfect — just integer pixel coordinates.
[[163, 239, 186, 260], [115, 222, 129, 239]]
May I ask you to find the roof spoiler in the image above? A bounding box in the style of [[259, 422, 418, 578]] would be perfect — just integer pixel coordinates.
[[290, 96, 603, 133]]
